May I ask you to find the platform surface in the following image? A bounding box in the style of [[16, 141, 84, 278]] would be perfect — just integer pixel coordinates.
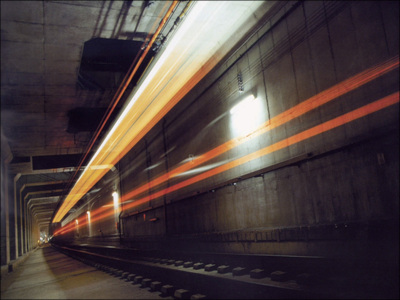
[[1, 244, 172, 299]]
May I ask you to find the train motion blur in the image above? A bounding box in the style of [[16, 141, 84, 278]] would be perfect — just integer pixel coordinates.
[[50, 0, 399, 279]]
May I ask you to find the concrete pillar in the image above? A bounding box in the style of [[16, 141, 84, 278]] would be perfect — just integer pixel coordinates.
[[29, 212, 32, 250], [32, 219, 39, 248], [1, 132, 13, 266], [1, 164, 8, 265], [26, 208, 30, 251], [18, 189, 22, 256], [23, 194, 28, 254], [30, 216, 34, 249], [5, 173, 17, 261], [1, 157, 12, 266], [20, 189, 25, 255], [28, 203, 34, 250], [13, 174, 20, 259]]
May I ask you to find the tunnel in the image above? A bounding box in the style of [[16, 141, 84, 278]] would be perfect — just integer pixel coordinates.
[[1, 1, 399, 299]]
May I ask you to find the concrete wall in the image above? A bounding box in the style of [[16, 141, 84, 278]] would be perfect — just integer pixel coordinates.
[[59, 1, 399, 260], [116, 1, 399, 258]]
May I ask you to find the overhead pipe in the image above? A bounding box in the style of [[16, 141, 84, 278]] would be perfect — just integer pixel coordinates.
[[54, 1, 180, 223]]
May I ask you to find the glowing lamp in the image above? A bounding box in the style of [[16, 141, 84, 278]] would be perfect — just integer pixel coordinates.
[[230, 95, 264, 137]]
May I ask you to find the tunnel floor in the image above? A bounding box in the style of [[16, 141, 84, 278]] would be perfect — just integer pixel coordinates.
[[1, 244, 172, 299]]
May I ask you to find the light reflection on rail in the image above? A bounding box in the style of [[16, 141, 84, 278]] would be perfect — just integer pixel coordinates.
[[54, 56, 399, 236]]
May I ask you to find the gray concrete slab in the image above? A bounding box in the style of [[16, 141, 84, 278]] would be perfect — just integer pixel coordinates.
[[1, 244, 172, 299]]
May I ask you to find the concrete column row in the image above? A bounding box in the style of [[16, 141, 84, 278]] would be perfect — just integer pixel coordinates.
[[1, 166, 40, 269], [1, 162, 18, 267]]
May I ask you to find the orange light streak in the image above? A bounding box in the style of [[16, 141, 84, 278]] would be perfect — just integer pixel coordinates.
[[53, 2, 179, 223], [54, 57, 399, 235], [61, 1, 176, 207], [54, 92, 399, 236], [120, 55, 399, 201], [53, 1, 268, 223], [123, 92, 399, 205]]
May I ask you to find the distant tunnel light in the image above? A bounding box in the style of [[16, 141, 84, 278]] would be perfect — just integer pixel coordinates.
[[86, 211, 91, 223], [52, 1, 270, 223], [230, 94, 264, 137], [75, 219, 79, 225]]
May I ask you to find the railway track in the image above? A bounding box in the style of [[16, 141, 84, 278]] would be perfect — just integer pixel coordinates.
[[51, 243, 397, 299]]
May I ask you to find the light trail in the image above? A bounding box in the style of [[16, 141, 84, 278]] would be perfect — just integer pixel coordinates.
[[58, 1, 176, 219], [54, 1, 179, 222], [120, 92, 400, 209], [120, 55, 399, 201], [54, 56, 399, 235], [53, 1, 269, 223], [54, 91, 399, 236]]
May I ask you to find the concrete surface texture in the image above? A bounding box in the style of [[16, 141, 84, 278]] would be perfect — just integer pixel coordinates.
[[1, 0, 399, 283], [1, 0, 276, 268], [0, 244, 171, 299], [111, 0, 398, 258]]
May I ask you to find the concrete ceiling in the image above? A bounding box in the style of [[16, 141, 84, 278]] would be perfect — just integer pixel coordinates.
[[2, 0, 186, 161], [1, 0, 189, 233]]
